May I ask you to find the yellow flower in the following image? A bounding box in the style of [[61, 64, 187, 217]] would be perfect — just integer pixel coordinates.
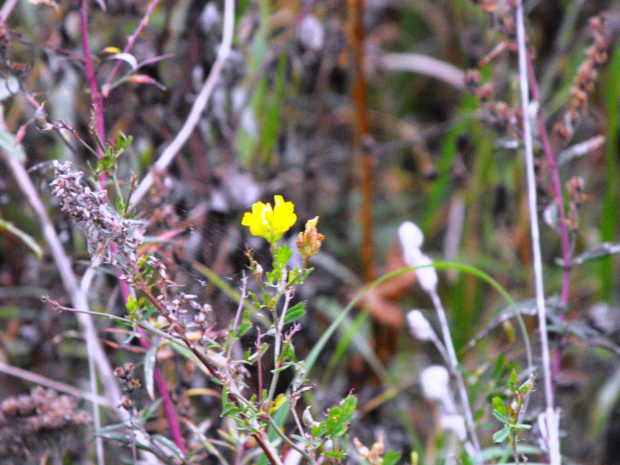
[[242, 195, 297, 243]]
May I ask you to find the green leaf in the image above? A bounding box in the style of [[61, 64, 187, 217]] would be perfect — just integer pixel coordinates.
[[0, 129, 26, 164], [509, 369, 518, 392], [117, 131, 133, 150], [492, 410, 510, 425], [340, 395, 357, 423], [284, 301, 306, 324], [326, 395, 356, 438], [311, 421, 326, 437], [276, 245, 292, 268], [512, 423, 532, 430], [95, 422, 129, 435], [222, 402, 240, 418], [152, 434, 186, 459], [238, 310, 253, 336], [270, 393, 288, 414], [383, 450, 401, 465], [140, 398, 163, 421], [492, 396, 508, 423], [492, 427, 511, 443]]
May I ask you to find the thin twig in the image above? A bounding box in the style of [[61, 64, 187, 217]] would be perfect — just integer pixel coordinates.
[[526, 58, 571, 308], [79, 2, 187, 453], [526, 52, 573, 386], [379, 53, 465, 90], [265, 414, 316, 464], [253, 430, 284, 465], [0, 361, 115, 408], [79, 0, 105, 157], [81, 268, 105, 465], [133, 271, 283, 464], [267, 277, 292, 406], [130, 0, 235, 209], [102, 0, 161, 97], [0, 148, 122, 407], [515, 3, 561, 464], [257, 328, 264, 407], [429, 289, 482, 463], [0, 0, 19, 24]]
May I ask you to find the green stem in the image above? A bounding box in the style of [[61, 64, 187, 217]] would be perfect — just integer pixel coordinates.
[[267, 276, 292, 405], [265, 415, 315, 464]]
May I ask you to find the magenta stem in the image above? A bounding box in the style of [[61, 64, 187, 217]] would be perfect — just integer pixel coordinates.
[[526, 56, 571, 380], [102, 0, 160, 97], [79, 1, 186, 454], [79, 1, 105, 156]]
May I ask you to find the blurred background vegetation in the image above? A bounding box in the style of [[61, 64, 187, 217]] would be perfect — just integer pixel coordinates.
[[1, 0, 620, 463]]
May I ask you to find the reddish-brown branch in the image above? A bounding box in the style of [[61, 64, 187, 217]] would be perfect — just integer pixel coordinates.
[[253, 430, 282, 465]]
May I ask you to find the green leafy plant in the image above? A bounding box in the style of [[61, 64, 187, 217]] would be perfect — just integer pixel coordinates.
[[491, 370, 535, 464]]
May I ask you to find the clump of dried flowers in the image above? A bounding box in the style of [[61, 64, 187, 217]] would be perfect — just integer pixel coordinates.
[[0, 387, 90, 461], [50, 161, 143, 267]]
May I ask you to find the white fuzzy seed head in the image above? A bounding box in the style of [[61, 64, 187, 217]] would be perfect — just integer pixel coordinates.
[[399, 221, 424, 255], [440, 414, 467, 441], [420, 365, 451, 405], [415, 253, 438, 293], [407, 310, 435, 341]]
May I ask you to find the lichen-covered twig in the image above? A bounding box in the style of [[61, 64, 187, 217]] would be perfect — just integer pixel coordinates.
[[130, 0, 236, 208], [514, 3, 560, 464]]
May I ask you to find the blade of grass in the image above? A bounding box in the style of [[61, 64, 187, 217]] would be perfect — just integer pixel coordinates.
[[599, 44, 620, 299], [317, 301, 389, 383], [305, 261, 532, 380], [0, 218, 43, 259]]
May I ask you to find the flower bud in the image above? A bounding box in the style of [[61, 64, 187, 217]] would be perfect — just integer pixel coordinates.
[[296, 216, 324, 260], [34, 103, 54, 132], [302, 406, 314, 426]]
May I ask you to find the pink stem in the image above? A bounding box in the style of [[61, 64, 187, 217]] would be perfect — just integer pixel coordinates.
[[79, 1, 105, 156], [79, 1, 186, 454], [526, 56, 571, 379], [102, 0, 161, 98]]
